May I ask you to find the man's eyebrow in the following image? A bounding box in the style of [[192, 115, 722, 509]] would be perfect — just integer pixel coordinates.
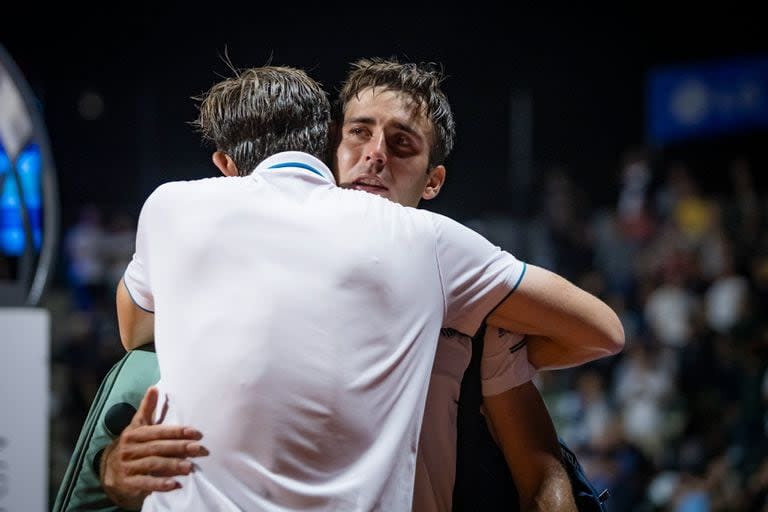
[[391, 122, 421, 139], [344, 117, 421, 138], [344, 115, 375, 126]]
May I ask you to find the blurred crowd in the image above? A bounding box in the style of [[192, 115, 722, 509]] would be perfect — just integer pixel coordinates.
[[45, 148, 767, 511], [467, 150, 768, 511], [44, 204, 137, 497]]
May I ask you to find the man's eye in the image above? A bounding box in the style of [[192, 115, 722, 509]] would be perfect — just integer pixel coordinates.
[[349, 127, 367, 137], [395, 135, 411, 147]]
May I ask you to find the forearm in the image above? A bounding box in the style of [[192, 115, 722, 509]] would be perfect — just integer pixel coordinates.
[[525, 334, 605, 370], [487, 264, 625, 361], [521, 463, 576, 512], [483, 383, 577, 512]]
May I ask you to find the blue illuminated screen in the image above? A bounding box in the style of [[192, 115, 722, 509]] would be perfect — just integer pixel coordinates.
[[0, 142, 43, 256]]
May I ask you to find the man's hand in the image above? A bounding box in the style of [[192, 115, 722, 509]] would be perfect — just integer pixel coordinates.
[[100, 386, 209, 509]]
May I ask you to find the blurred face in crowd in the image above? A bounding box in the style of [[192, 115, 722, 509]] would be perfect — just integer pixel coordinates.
[[334, 88, 445, 208]]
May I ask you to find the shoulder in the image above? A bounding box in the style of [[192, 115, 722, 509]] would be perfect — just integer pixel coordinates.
[[146, 179, 196, 201], [424, 210, 481, 239], [329, 187, 438, 231], [145, 177, 238, 206]]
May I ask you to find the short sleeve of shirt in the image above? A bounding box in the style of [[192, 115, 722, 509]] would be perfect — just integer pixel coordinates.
[[481, 328, 536, 397], [430, 213, 527, 337], [122, 186, 165, 312]]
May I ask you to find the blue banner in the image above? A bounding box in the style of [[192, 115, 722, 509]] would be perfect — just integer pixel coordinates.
[[646, 55, 768, 145]]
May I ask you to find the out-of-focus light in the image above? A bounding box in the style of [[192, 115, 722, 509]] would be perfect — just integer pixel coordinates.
[[78, 91, 104, 120], [671, 80, 709, 125]]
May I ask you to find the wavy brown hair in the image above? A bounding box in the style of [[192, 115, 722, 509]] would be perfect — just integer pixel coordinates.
[[193, 66, 331, 176]]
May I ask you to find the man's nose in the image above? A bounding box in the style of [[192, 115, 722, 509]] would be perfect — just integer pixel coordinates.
[[365, 133, 387, 172]]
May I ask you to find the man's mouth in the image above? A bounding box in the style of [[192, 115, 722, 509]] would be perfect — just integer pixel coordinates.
[[349, 178, 388, 195]]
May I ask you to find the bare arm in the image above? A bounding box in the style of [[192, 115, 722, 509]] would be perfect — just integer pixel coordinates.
[[100, 387, 208, 508], [483, 382, 577, 512], [117, 278, 155, 351], [487, 264, 624, 367], [524, 334, 602, 370]]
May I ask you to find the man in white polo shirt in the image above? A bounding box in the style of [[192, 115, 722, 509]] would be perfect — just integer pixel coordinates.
[[118, 64, 526, 511], [112, 65, 623, 511]]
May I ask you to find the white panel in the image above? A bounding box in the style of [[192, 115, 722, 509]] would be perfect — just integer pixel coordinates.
[[0, 308, 50, 512]]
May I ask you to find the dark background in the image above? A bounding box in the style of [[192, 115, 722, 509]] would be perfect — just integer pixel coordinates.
[[3, 4, 767, 225]]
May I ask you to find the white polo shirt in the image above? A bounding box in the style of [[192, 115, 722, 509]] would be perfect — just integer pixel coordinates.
[[125, 152, 526, 512]]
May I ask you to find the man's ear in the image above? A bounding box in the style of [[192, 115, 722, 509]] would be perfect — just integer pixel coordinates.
[[212, 151, 239, 177], [422, 165, 446, 200]]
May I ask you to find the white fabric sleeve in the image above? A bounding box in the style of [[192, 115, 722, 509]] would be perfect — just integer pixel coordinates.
[[122, 187, 161, 312], [431, 212, 527, 337], [481, 328, 536, 397]]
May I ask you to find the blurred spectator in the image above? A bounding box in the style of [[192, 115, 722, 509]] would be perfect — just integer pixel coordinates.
[[666, 163, 716, 249], [671, 470, 711, 512], [695, 203, 731, 284], [103, 211, 136, 292], [557, 369, 614, 449], [50, 311, 104, 441], [64, 204, 108, 310], [614, 341, 680, 463], [617, 147, 656, 245], [529, 165, 594, 282], [704, 248, 749, 335], [591, 209, 639, 300], [644, 251, 699, 350], [723, 157, 762, 261], [580, 415, 655, 512]]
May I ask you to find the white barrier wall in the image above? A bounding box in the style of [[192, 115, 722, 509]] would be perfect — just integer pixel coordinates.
[[0, 308, 50, 512]]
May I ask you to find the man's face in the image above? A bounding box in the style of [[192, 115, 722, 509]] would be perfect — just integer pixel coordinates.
[[334, 88, 445, 208]]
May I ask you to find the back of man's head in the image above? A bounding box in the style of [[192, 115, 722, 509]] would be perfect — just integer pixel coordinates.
[[337, 57, 456, 169], [194, 66, 331, 176]]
